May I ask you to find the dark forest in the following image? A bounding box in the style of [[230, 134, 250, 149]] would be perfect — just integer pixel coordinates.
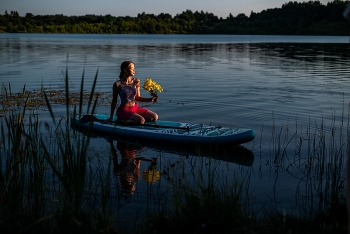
[[1, 0, 350, 35]]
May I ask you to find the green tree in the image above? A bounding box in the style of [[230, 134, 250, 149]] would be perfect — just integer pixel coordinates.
[[17, 24, 27, 32], [1, 1, 350, 35], [24, 22, 33, 32], [6, 22, 12, 32], [43, 23, 48, 32], [25, 13, 33, 18]]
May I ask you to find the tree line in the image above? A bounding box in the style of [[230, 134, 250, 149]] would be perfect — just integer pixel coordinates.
[[1, 0, 350, 35]]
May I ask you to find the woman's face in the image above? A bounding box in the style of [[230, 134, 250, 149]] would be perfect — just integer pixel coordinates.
[[124, 63, 135, 77]]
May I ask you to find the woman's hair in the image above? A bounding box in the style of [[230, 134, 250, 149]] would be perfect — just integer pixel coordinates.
[[119, 61, 134, 79]]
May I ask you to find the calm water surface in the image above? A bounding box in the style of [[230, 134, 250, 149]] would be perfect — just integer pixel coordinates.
[[1, 33, 350, 228]]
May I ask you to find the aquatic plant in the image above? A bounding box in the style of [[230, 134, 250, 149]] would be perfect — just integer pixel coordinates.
[[138, 106, 349, 233], [0, 69, 117, 233]]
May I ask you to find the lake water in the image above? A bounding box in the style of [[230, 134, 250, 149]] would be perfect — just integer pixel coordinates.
[[1, 33, 350, 228]]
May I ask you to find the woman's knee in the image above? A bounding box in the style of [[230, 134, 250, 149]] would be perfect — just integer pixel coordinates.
[[153, 113, 158, 121], [130, 114, 145, 124], [147, 111, 158, 121]]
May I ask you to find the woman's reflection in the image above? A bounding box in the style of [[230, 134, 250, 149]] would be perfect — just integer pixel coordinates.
[[108, 140, 158, 199]]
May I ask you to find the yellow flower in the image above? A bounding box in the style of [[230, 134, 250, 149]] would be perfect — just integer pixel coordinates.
[[143, 78, 152, 90], [143, 78, 163, 97], [155, 84, 163, 92], [143, 169, 161, 183]]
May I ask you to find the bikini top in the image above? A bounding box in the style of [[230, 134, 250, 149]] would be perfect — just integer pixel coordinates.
[[118, 78, 137, 104]]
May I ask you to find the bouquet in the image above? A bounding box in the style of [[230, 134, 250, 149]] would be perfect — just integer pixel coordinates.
[[143, 169, 161, 183], [143, 78, 163, 97]]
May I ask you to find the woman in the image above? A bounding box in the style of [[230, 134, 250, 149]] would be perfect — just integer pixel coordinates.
[[104, 61, 158, 124]]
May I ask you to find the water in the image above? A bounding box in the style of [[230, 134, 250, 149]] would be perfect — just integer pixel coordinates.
[[1, 33, 350, 227]]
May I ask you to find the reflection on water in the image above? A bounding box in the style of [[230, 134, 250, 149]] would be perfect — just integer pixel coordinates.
[[108, 140, 159, 199]]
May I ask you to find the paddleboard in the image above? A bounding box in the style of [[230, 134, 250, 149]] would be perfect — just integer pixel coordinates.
[[70, 114, 255, 146]]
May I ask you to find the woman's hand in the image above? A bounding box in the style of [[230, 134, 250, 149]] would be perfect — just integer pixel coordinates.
[[151, 96, 158, 103]]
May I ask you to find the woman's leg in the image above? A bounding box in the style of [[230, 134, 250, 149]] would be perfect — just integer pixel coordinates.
[[130, 106, 158, 123], [129, 110, 158, 124], [129, 113, 145, 124], [144, 110, 158, 122]]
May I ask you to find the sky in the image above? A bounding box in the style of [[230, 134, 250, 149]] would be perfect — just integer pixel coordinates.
[[1, 0, 333, 18]]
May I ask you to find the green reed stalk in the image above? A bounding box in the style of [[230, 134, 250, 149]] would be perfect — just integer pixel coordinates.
[[0, 91, 52, 233], [0, 67, 116, 233], [269, 106, 347, 218], [40, 66, 104, 233], [140, 157, 247, 233]]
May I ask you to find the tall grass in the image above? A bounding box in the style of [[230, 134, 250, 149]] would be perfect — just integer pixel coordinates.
[[268, 108, 348, 216], [0, 69, 116, 233], [138, 107, 349, 233], [135, 158, 248, 234]]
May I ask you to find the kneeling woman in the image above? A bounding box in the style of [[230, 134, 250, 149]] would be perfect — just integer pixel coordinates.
[[105, 61, 158, 124]]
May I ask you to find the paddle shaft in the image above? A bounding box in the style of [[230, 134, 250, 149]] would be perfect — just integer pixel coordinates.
[[80, 115, 190, 132]]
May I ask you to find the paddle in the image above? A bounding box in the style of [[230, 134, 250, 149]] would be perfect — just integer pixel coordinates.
[[79, 114, 190, 132]]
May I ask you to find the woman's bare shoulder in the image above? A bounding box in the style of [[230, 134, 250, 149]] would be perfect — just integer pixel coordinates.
[[114, 80, 121, 86], [113, 80, 121, 92], [133, 78, 140, 84]]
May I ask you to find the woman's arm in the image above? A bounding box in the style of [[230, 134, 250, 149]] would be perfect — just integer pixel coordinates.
[[107, 81, 119, 121]]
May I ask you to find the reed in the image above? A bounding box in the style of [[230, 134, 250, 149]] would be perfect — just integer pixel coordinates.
[[137, 106, 349, 233], [0, 69, 116, 233], [137, 158, 250, 234], [270, 110, 348, 216], [259, 109, 348, 232]]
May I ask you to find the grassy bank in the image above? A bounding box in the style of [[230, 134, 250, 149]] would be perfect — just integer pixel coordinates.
[[0, 73, 348, 233]]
